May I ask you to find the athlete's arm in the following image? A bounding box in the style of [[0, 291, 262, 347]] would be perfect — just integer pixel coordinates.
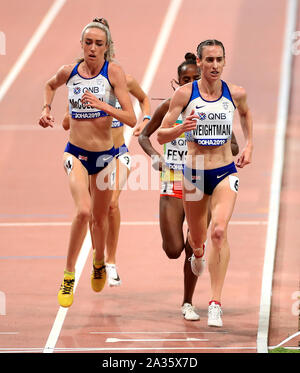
[[39, 64, 73, 128], [138, 99, 170, 171], [125, 75, 151, 136], [230, 131, 239, 156], [230, 84, 253, 168], [81, 62, 137, 127], [157, 85, 195, 144]]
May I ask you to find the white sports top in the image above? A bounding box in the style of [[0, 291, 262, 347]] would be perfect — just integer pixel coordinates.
[[183, 80, 235, 146], [67, 60, 117, 120], [161, 114, 187, 182], [163, 114, 187, 170], [111, 99, 124, 128]]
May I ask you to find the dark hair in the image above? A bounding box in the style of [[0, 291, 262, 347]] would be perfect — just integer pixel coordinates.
[[196, 39, 225, 59], [93, 17, 110, 29], [177, 52, 197, 78]]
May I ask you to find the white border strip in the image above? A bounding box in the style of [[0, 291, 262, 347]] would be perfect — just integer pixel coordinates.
[[43, 0, 181, 354], [0, 0, 66, 102], [256, 0, 298, 353], [0, 220, 267, 228], [124, 0, 183, 145], [2, 346, 257, 353]]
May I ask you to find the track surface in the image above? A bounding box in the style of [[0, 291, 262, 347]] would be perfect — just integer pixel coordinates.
[[0, 0, 298, 355]]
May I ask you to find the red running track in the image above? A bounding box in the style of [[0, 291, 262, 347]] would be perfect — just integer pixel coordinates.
[[0, 0, 298, 358]]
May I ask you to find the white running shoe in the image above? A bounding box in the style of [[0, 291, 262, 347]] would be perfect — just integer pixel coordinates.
[[106, 263, 121, 287], [189, 254, 205, 277], [207, 302, 223, 327], [181, 303, 200, 321]]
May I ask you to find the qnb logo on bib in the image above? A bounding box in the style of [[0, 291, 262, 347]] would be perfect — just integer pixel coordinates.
[[197, 112, 227, 120]]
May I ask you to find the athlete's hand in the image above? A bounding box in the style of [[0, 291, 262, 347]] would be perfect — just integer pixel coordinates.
[[182, 110, 198, 132], [133, 120, 148, 136], [236, 144, 252, 168], [39, 111, 54, 128], [82, 91, 103, 109], [151, 154, 166, 172]]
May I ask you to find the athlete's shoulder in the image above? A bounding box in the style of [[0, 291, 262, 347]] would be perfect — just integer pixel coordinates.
[[173, 82, 193, 101], [52, 63, 77, 86], [157, 98, 171, 114], [59, 63, 77, 77], [226, 82, 247, 101]]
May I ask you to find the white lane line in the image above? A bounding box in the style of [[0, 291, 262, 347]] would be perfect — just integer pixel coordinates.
[[106, 337, 208, 343], [43, 0, 181, 354], [0, 346, 257, 352], [43, 231, 92, 353], [124, 0, 183, 145], [256, 0, 298, 354], [269, 331, 300, 350], [0, 0, 66, 102], [90, 331, 228, 334], [0, 220, 267, 227]]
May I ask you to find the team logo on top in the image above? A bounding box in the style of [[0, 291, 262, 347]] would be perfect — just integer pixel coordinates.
[[74, 86, 81, 95], [223, 102, 229, 110], [197, 112, 206, 120]]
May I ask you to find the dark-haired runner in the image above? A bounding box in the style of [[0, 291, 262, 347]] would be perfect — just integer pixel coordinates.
[[157, 40, 252, 326], [139, 52, 239, 320]]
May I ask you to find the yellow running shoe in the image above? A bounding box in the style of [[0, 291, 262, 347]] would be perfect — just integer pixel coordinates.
[[58, 271, 75, 308], [91, 259, 106, 292]]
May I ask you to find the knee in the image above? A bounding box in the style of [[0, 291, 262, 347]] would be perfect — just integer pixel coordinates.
[[188, 234, 206, 251], [108, 199, 119, 216], [211, 224, 226, 248], [76, 206, 91, 224], [162, 241, 183, 259]]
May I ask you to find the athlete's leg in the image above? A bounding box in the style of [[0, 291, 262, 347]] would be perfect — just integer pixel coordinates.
[[90, 158, 116, 264], [159, 195, 185, 259], [58, 153, 91, 307], [63, 153, 91, 273], [106, 157, 130, 264], [183, 181, 210, 258], [208, 174, 238, 304], [159, 196, 198, 306]]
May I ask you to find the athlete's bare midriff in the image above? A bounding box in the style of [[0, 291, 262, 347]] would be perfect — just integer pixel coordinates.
[[69, 116, 114, 151], [186, 140, 233, 169]]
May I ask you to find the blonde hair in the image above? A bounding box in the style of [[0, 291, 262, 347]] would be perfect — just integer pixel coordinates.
[[81, 20, 114, 61]]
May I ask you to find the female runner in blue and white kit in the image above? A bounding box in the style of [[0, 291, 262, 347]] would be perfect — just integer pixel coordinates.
[[61, 18, 151, 288], [39, 19, 136, 308], [107, 75, 151, 286], [140, 53, 239, 321], [157, 40, 253, 327]]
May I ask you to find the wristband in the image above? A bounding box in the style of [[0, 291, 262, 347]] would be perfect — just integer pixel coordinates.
[[42, 104, 51, 110], [143, 115, 151, 121]]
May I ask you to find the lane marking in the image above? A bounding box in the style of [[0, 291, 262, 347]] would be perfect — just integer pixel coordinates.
[[106, 337, 208, 343], [269, 331, 300, 349], [43, 0, 181, 354], [1, 346, 257, 352], [0, 220, 267, 227], [43, 231, 92, 353], [0, 0, 66, 102], [256, 0, 298, 354], [124, 0, 183, 145], [90, 331, 228, 334]]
